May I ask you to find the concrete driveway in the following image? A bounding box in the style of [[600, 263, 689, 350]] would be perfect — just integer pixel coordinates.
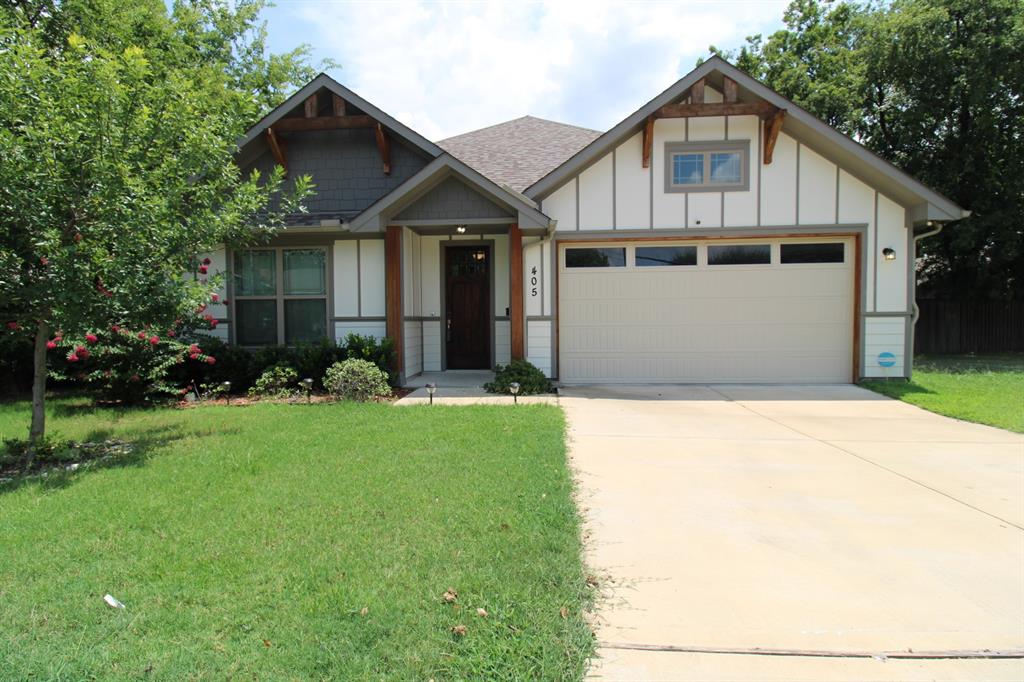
[[560, 385, 1024, 681]]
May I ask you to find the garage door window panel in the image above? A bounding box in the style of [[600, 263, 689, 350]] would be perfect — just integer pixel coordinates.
[[635, 246, 697, 267], [565, 247, 626, 268], [780, 242, 845, 264], [707, 244, 771, 265]]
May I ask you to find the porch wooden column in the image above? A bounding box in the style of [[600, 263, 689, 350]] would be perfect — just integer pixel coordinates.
[[385, 225, 404, 379], [509, 223, 525, 360]]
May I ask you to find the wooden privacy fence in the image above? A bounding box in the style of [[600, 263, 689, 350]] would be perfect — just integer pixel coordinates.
[[914, 300, 1024, 354]]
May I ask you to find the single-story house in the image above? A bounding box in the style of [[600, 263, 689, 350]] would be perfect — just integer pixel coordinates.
[[203, 56, 967, 385]]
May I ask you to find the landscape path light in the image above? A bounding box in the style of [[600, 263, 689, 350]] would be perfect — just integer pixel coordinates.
[[425, 382, 437, 405], [509, 382, 521, 404], [301, 377, 314, 403], [222, 381, 231, 404]]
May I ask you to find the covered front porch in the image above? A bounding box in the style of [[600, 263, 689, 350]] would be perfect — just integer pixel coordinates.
[[349, 154, 554, 385]]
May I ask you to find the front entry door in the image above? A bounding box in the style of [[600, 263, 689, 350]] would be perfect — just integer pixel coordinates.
[[445, 245, 490, 369]]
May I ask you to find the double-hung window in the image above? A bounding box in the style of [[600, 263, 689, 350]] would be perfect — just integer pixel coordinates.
[[665, 141, 749, 192], [233, 248, 328, 346]]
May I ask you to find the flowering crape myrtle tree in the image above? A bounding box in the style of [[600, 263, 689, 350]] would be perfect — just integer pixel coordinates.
[[0, 1, 317, 445]]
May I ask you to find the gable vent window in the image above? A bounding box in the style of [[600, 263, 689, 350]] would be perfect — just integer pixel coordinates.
[[665, 141, 749, 193]]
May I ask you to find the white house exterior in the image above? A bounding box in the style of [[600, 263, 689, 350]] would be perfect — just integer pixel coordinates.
[[206, 57, 966, 385]]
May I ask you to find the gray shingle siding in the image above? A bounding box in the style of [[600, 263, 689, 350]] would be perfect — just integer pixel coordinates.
[[394, 176, 513, 221], [245, 129, 431, 221]]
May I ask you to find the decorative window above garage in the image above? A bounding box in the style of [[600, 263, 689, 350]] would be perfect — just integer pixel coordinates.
[[664, 140, 749, 193]]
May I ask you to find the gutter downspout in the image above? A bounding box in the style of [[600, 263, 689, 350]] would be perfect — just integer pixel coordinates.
[[909, 221, 945, 364]]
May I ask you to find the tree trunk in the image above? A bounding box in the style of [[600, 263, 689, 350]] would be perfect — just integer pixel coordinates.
[[29, 319, 49, 445]]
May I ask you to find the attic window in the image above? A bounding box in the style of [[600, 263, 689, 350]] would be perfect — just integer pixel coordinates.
[[664, 140, 749, 193]]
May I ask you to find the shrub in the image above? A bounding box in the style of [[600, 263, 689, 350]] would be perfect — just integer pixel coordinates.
[[484, 359, 551, 395], [248, 364, 299, 399], [48, 328, 215, 404], [292, 338, 346, 388], [323, 359, 391, 402], [342, 334, 396, 384]]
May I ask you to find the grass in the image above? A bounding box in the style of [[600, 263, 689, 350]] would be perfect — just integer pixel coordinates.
[[861, 353, 1024, 433], [0, 397, 594, 680]]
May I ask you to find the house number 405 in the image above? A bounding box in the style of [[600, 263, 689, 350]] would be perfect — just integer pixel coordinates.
[[530, 266, 538, 297]]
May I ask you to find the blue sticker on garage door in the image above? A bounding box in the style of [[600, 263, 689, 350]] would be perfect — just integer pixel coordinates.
[[877, 352, 897, 368]]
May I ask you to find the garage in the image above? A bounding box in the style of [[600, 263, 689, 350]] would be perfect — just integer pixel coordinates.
[[557, 237, 856, 383]]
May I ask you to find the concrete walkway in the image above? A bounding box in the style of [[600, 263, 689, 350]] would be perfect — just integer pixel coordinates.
[[560, 385, 1024, 681]]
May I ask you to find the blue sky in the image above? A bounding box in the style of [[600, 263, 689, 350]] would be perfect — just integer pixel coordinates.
[[259, 1, 788, 140]]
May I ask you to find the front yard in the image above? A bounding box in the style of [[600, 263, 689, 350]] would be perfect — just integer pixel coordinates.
[[861, 354, 1024, 433], [0, 399, 593, 680]]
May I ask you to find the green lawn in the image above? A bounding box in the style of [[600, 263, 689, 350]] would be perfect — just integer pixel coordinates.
[[862, 354, 1024, 433], [0, 398, 593, 680]]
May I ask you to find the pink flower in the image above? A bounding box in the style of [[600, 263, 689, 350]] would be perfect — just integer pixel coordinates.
[[85, 333, 98, 344], [149, 335, 160, 345], [110, 325, 120, 333], [189, 343, 200, 354], [196, 304, 207, 314], [6, 321, 19, 331], [189, 352, 199, 360], [210, 293, 220, 302], [77, 348, 90, 360], [66, 353, 79, 363], [54, 335, 62, 342], [167, 330, 176, 337], [73, 232, 82, 243], [46, 340, 57, 350], [39, 257, 49, 266], [202, 257, 211, 265], [206, 356, 216, 365], [137, 332, 146, 339], [198, 265, 208, 275], [129, 374, 141, 382]]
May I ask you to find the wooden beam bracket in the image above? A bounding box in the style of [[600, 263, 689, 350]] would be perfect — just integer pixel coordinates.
[[641, 115, 654, 169], [374, 122, 392, 175], [690, 77, 705, 105], [266, 127, 287, 175], [271, 114, 376, 132], [763, 109, 786, 165], [304, 92, 318, 118], [723, 76, 738, 103]]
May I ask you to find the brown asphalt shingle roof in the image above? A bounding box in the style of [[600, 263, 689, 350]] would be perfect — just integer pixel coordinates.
[[438, 115, 602, 193]]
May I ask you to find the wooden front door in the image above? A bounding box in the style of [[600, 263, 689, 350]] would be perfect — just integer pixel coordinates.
[[445, 245, 490, 369]]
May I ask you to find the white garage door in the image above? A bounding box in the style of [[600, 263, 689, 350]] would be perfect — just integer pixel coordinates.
[[558, 238, 855, 383]]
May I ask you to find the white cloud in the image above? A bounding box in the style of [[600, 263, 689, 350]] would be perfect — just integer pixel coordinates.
[[265, 0, 787, 140]]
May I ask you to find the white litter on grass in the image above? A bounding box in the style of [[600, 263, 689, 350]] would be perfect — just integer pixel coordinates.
[[103, 594, 125, 609]]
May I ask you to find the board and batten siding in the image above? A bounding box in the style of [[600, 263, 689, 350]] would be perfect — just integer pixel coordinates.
[[538, 101, 912, 379], [331, 238, 387, 342]]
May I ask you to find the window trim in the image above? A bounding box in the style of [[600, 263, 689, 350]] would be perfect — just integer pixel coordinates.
[[664, 140, 750, 193], [230, 245, 332, 347], [634, 245, 698, 268]]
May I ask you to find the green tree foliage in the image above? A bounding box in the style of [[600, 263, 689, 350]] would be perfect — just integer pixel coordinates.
[[711, 0, 1024, 300], [0, 0, 319, 442]]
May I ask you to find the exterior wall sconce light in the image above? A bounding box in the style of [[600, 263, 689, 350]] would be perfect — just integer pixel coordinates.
[[425, 382, 437, 405], [882, 247, 896, 261], [509, 381, 521, 404], [300, 377, 314, 403], [456, 225, 467, 234], [222, 381, 231, 404]]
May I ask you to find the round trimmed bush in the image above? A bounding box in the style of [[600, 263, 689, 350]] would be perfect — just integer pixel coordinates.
[[484, 359, 551, 395], [323, 359, 391, 402]]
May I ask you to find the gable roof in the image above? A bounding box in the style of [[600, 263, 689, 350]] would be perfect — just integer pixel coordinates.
[[237, 73, 443, 162], [439, 116, 602, 193], [349, 153, 552, 233], [525, 56, 967, 223]]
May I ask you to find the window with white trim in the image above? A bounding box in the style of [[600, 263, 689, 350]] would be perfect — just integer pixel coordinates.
[[233, 248, 328, 346], [665, 141, 749, 192]]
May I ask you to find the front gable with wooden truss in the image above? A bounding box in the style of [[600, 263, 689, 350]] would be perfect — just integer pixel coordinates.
[[521, 56, 967, 383]]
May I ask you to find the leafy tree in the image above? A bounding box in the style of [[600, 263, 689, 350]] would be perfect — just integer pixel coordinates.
[[711, 0, 1024, 300], [0, 0, 317, 445]]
